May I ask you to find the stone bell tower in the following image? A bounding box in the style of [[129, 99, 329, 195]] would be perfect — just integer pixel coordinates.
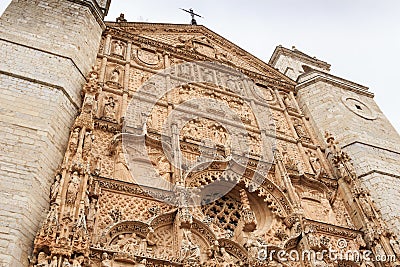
[[269, 45, 400, 236], [0, 0, 110, 265]]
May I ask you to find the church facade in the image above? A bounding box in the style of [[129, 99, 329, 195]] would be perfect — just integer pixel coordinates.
[[0, 1, 400, 267]]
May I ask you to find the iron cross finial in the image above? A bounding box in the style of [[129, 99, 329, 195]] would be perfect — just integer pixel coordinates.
[[180, 8, 203, 25]]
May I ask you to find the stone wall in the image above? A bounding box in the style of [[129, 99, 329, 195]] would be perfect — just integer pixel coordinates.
[[0, 0, 107, 265], [296, 77, 400, 235]]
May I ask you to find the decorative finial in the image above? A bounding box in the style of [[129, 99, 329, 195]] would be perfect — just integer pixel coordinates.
[[180, 8, 203, 25]]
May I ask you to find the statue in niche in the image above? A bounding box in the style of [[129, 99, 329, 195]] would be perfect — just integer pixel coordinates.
[[263, 88, 274, 101], [35, 252, 49, 267], [307, 150, 322, 176], [184, 120, 200, 140], [92, 156, 102, 176], [86, 198, 97, 231], [293, 118, 307, 137], [103, 97, 117, 122], [69, 127, 80, 154], [113, 41, 123, 56], [280, 146, 296, 170], [282, 94, 294, 109], [82, 131, 93, 159], [82, 94, 96, 114], [101, 252, 112, 267], [49, 173, 61, 203], [48, 256, 57, 267], [65, 171, 80, 208], [110, 70, 120, 83], [74, 208, 88, 241], [113, 144, 132, 182], [179, 230, 200, 263]]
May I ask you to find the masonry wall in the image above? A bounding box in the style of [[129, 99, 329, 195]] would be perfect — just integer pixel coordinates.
[[0, 0, 106, 265], [296, 80, 400, 235]]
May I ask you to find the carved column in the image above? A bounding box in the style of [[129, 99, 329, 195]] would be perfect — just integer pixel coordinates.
[[121, 42, 132, 119], [171, 123, 182, 185]]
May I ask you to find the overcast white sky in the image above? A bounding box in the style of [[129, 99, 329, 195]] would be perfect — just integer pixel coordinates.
[[1, 0, 398, 133]]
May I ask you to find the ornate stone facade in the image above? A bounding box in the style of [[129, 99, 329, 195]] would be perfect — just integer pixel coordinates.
[[1, 2, 399, 267]]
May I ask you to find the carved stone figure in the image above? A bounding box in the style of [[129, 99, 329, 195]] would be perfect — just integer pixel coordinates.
[[69, 127, 80, 154], [122, 233, 141, 253], [114, 145, 132, 182], [62, 258, 71, 267], [72, 256, 84, 267], [116, 13, 127, 23], [179, 230, 200, 263], [49, 256, 58, 267], [93, 156, 102, 175], [240, 189, 257, 232], [307, 231, 320, 248], [103, 97, 117, 121], [36, 252, 49, 267], [113, 41, 123, 56], [65, 172, 80, 206], [293, 118, 307, 137], [307, 150, 322, 176], [245, 235, 263, 262], [101, 252, 112, 267], [49, 173, 61, 202], [110, 70, 119, 83], [83, 131, 93, 159], [282, 94, 294, 109], [207, 240, 221, 261], [83, 94, 96, 113]]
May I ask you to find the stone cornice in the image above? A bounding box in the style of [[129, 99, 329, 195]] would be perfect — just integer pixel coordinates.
[[342, 140, 400, 155], [303, 219, 361, 239], [67, 0, 107, 29], [296, 70, 374, 98], [269, 45, 331, 71]]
